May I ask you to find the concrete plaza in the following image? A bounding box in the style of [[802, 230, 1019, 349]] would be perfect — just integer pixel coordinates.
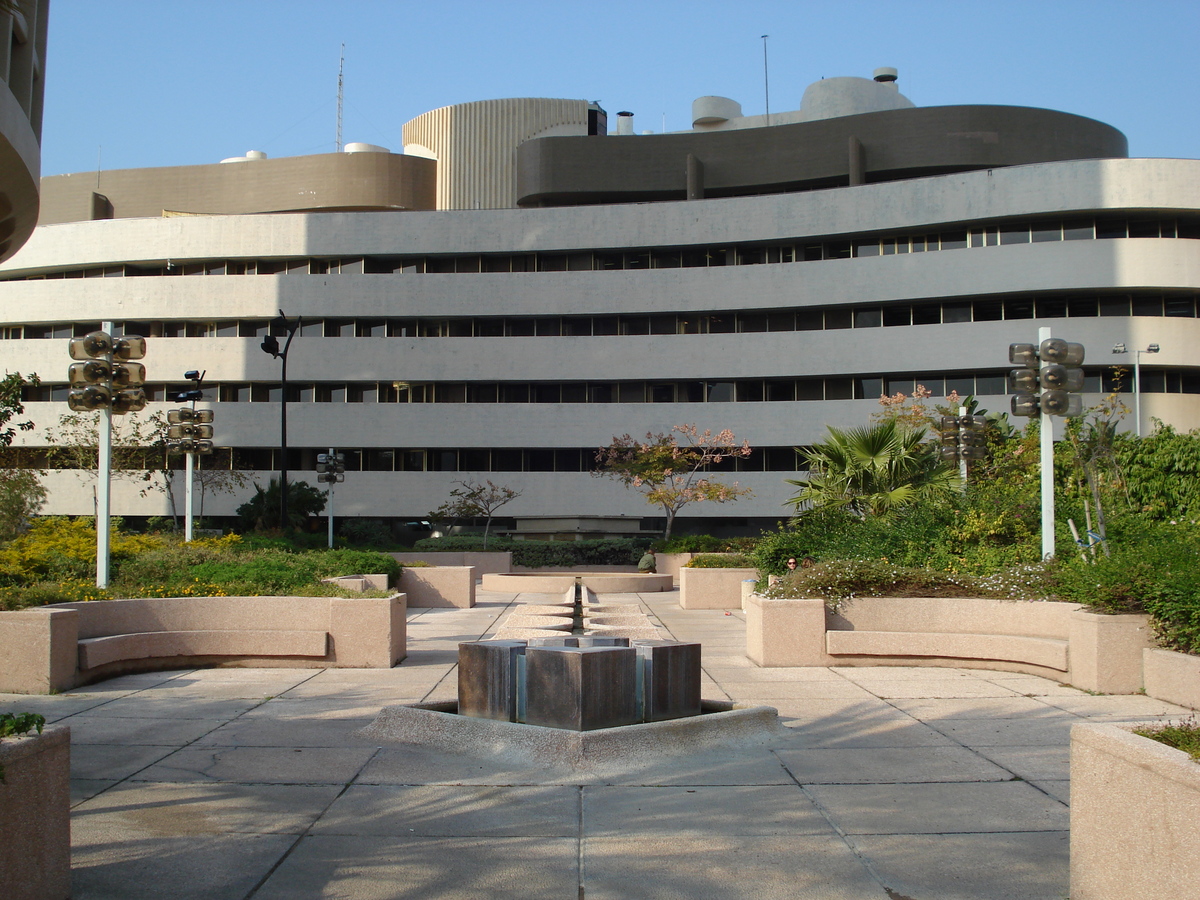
[[3, 588, 1191, 900]]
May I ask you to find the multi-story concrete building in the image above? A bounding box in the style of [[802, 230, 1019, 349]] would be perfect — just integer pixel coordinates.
[[0, 0, 48, 264], [2, 69, 1198, 537]]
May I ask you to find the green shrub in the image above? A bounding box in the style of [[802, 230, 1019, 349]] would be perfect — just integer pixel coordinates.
[[762, 558, 1045, 607], [412, 536, 646, 567], [684, 553, 754, 568], [651, 534, 756, 554], [339, 518, 397, 548], [1050, 521, 1200, 654]]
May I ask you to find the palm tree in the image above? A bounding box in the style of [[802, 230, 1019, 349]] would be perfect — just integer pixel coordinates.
[[786, 420, 960, 519]]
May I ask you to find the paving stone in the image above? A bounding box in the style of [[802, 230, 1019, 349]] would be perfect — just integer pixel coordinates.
[[130, 746, 377, 784], [253, 835, 579, 900], [775, 746, 1012, 784], [971, 744, 1071, 781], [806, 781, 1068, 835], [851, 831, 1070, 900], [71, 831, 296, 900], [65, 715, 227, 746], [190, 715, 377, 748], [583, 834, 884, 900], [72, 781, 341, 834], [584, 784, 831, 835], [312, 784, 580, 837]]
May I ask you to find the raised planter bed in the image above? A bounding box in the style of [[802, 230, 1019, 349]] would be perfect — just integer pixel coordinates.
[[678, 567, 758, 609], [1071, 722, 1200, 899], [400, 566, 476, 608], [0, 724, 70, 900], [1143, 648, 1200, 710]]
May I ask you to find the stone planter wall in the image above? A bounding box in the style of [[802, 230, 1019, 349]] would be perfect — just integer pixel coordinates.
[[391, 551, 511, 577], [678, 567, 759, 609], [744, 594, 1161, 694], [1143, 648, 1200, 710], [0, 725, 70, 900], [1071, 722, 1200, 899], [654, 553, 696, 584], [0, 594, 408, 693], [400, 566, 476, 608]]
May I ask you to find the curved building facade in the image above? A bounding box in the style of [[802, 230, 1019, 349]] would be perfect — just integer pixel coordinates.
[[2, 73, 1198, 536], [0, 0, 48, 263]]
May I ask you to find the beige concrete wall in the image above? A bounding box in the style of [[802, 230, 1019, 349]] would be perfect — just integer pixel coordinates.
[[0, 609, 78, 694], [391, 552, 511, 577], [679, 567, 759, 609], [399, 567, 475, 608], [745, 596, 832, 667], [1143, 648, 1200, 711], [1068, 609, 1156, 694], [1071, 723, 1200, 900], [745, 594, 1164, 692], [0, 594, 407, 692], [0, 725, 70, 900], [654, 553, 696, 585]]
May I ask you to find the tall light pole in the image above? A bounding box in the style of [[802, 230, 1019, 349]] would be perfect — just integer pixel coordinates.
[[1111, 342, 1160, 437], [260, 311, 300, 531], [1009, 329, 1086, 559], [67, 323, 147, 587]]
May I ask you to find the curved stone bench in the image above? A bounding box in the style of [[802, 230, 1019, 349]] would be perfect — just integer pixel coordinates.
[[0, 594, 408, 693], [746, 595, 1156, 694]]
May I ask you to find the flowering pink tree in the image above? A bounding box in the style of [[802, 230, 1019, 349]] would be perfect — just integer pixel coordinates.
[[593, 424, 753, 539]]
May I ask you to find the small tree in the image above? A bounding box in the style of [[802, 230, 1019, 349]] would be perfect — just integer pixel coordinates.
[[594, 424, 753, 540], [236, 477, 327, 532], [44, 410, 168, 500], [0, 373, 45, 539], [786, 419, 960, 520], [431, 479, 521, 549]]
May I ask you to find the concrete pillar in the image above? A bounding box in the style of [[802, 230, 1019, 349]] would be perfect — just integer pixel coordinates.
[[686, 153, 704, 200], [745, 595, 832, 667], [848, 136, 865, 186], [1068, 610, 1155, 694]]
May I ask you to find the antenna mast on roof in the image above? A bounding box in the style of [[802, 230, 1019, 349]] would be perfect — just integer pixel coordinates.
[[336, 43, 345, 152]]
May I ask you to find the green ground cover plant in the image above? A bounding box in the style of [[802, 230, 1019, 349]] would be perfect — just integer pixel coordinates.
[[0, 712, 46, 782], [0, 518, 401, 609], [1133, 717, 1200, 761]]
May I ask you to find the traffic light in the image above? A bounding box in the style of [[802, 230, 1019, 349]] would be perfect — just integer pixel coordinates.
[[1009, 338, 1086, 418], [66, 330, 147, 413]]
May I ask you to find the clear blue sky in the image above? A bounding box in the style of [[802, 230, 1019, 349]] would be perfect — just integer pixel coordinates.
[[40, 0, 1199, 176]]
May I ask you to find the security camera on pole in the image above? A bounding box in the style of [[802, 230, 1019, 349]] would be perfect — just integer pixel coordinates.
[[316, 449, 345, 548], [166, 371, 213, 542], [67, 324, 148, 588], [1008, 328, 1086, 559]]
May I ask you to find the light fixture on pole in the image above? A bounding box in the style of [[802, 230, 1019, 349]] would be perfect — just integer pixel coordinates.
[[67, 325, 147, 588], [166, 370, 213, 542], [1009, 329, 1086, 559], [1111, 342, 1160, 437], [260, 311, 301, 531]]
